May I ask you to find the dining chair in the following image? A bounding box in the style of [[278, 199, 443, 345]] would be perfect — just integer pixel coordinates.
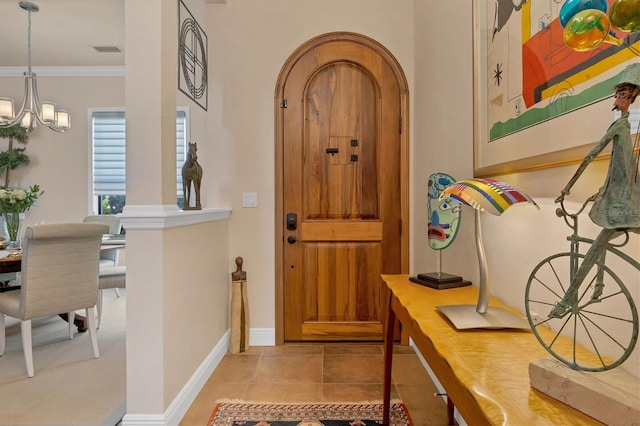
[[83, 214, 122, 268], [83, 215, 123, 299], [0, 223, 108, 377], [96, 265, 126, 328]]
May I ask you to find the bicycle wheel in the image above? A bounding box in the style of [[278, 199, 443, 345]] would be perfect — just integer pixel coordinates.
[[525, 252, 638, 372]]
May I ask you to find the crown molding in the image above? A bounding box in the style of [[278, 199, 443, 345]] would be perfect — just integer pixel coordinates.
[[0, 66, 125, 77]]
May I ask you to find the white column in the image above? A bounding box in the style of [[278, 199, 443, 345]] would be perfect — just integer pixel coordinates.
[[122, 0, 178, 421]]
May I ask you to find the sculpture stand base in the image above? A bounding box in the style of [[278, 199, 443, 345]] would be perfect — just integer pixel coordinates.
[[529, 358, 640, 425], [436, 304, 530, 329], [410, 272, 471, 290]]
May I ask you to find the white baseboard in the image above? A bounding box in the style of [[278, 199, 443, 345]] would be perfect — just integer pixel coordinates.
[[250, 328, 275, 346], [121, 330, 230, 426], [120, 328, 276, 425]]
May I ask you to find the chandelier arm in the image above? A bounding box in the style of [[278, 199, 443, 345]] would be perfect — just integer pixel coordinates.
[[0, 117, 21, 129], [0, 2, 70, 133], [30, 73, 45, 123], [30, 73, 67, 132], [0, 76, 31, 129]]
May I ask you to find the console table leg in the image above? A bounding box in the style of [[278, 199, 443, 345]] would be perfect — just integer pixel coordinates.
[[447, 396, 455, 425], [383, 292, 396, 425]]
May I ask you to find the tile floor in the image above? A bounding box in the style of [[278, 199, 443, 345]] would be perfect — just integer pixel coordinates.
[[180, 344, 451, 425]]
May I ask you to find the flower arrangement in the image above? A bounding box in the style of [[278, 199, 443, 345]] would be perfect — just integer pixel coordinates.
[[0, 185, 43, 213], [0, 185, 43, 246]]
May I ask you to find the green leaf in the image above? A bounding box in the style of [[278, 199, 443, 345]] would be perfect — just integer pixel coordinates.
[[0, 125, 29, 144]]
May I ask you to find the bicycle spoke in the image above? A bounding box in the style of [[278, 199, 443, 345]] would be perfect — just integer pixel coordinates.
[[530, 315, 555, 328], [527, 298, 555, 310], [526, 251, 639, 372], [577, 313, 607, 368], [578, 308, 634, 324], [598, 290, 624, 302], [532, 274, 565, 301], [549, 262, 567, 298], [547, 315, 572, 350], [572, 314, 578, 366], [579, 311, 631, 351], [575, 273, 597, 306], [548, 261, 566, 297]]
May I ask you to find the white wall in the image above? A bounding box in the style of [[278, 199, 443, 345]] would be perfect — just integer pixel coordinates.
[[412, 1, 477, 283], [0, 75, 123, 226], [204, 0, 415, 329]]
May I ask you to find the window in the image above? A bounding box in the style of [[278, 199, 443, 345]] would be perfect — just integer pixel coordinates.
[[91, 109, 188, 214]]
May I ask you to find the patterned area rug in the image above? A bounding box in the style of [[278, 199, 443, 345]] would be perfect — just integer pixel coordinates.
[[208, 402, 413, 426]]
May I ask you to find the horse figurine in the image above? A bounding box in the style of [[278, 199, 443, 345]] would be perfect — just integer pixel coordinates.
[[182, 142, 203, 210]]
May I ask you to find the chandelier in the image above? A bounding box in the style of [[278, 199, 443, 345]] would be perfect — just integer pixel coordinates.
[[0, 2, 70, 132]]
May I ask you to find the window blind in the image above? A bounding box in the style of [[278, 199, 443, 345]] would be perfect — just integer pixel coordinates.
[[92, 110, 187, 196]]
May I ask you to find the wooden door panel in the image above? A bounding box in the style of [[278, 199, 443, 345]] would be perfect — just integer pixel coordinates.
[[301, 322, 383, 340], [279, 33, 407, 342], [300, 220, 382, 241], [305, 63, 378, 218], [303, 243, 381, 322], [301, 242, 383, 340]]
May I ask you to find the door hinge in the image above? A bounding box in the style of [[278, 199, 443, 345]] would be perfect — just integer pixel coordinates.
[[280, 99, 288, 109], [399, 117, 403, 134], [399, 219, 402, 235]]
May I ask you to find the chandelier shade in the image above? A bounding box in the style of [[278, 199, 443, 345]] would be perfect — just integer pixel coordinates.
[[0, 2, 71, 133]]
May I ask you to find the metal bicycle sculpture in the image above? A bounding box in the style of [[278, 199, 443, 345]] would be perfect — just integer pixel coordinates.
[[525, 198, 639, 372]]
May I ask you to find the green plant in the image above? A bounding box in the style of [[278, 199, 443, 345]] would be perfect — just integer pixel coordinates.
[[0, 124, 30, 187], [100, 195, 126, 214]]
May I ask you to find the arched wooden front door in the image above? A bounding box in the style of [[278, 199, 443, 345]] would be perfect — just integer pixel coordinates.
[[275, 32, 409, 343]]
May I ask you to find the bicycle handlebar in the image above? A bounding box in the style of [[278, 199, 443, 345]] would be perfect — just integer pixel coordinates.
[[557, 197, 593, 218]]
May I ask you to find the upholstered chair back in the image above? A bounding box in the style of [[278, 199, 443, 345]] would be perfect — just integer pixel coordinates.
[[18, 223, 108, 319], [83, 215, 122, 267]]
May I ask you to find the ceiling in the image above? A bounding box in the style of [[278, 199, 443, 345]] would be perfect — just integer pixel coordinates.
[[0, 0, 124, 68]]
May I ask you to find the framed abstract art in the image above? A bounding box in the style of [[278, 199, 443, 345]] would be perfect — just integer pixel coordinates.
[[473, 0, 640, 177]]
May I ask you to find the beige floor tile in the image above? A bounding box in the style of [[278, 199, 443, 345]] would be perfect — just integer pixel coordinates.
[[396, 384, 451, 426], [183, 345, 450, 425], [252, 354, 323, 383], [244, 383, 323, 402], [323, 354, 384, 384], [323, 344, 382, 355], [207, 354, 261, 383], [231, 346, 265, 356], [321, 383, 399, 402], [262, 345, 323, 355], [392, 353, 433, 385], [180, 382, 248, 425], [393, 344, 417, 354]]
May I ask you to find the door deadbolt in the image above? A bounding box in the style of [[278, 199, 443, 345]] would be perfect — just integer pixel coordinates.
[[286, 213, 297, 230]]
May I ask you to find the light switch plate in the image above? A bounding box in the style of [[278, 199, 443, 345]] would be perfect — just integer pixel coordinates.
[[242, 192, 257, 208]]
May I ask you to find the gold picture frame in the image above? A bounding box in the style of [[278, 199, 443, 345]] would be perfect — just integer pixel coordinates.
[[473, 1, 640, 177]]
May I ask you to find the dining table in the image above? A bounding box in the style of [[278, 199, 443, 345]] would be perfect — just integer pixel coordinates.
[[0, 235, 126, 331]]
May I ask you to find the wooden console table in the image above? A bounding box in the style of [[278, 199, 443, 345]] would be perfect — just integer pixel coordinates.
[[381, 274, 603, 426]]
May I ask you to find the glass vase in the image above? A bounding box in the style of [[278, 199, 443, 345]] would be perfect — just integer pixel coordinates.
[[2, 212, 25, 250]]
